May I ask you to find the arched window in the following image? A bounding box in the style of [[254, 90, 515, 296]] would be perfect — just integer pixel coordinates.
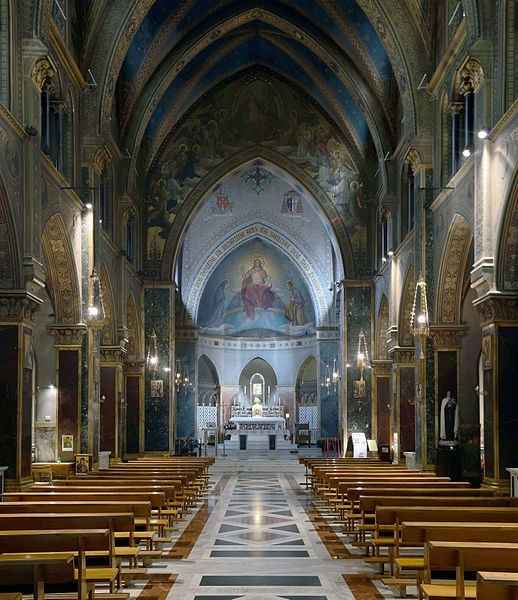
[[447, 0, 465, 40], [99, 168, 113, 237], [126, 211, 136, 263], [450, 58, 483, 175], [0, 0, 11, 106], [378, 207, 391, 268], [401, 151, 419, 239], [41, 79, 66, 171]]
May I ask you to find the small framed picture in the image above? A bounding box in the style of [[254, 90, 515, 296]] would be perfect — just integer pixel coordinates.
[[75, 453, 91, 475], [61, 434, 74, 452], [151, 379, 164, 398]]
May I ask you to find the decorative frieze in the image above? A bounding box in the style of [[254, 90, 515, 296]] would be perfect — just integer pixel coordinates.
[[473, 293, 518, 325], [100, 344, 127, 364], [389, 347, 416, 364], [48, 323, 87, 346], [0, 291, 42, 322], [429, 325, 467, 349]]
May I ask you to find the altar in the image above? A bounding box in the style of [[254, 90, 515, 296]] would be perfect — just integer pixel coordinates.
[[227, 415, 290, 451], [230, 416, 285, 432]]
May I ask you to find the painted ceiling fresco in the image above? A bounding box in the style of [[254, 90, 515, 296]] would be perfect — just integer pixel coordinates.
[[114, 0, 398, 189], [197, 238, 316, 339], [117, 0, 395, 136], [145, 73, 369, 269]]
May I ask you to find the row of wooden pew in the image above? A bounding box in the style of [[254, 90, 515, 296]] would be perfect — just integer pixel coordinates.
[[301, 457, 518, 600], [0, 456, 214, 599]]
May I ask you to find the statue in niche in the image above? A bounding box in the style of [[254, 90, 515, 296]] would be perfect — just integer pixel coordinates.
[[241, 257, 274, 319], [440, 391, 459, 442]]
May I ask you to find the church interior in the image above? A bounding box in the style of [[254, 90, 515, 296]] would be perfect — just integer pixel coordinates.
[[0, 0, 517, 598]]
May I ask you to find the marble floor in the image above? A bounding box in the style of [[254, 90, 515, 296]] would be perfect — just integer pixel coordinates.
[[131, 455, 400, 600]]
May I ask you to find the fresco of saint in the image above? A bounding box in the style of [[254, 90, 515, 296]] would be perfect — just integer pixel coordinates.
[[241, 258, 274, 319], [285, 280, 305, 326]]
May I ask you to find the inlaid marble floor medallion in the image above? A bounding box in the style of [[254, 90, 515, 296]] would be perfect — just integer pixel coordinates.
[[134, 457, 399, 600]]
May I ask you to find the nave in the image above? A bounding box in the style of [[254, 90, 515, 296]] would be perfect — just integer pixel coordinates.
[[2, 454, 517, 600]]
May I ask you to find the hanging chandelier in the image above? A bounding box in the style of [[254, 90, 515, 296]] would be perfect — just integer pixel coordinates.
[[175, 358, 191, 392], [410, 274, 430, 358], [146, 329, 159, 371], [353, 330, 370, 399], [87, 268, 105, 322]]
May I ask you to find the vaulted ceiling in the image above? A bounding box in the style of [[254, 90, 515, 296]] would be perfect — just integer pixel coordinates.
[[81, 0, 431, 190]]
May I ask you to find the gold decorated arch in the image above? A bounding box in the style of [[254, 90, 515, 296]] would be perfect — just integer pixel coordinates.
[[42, 213, 81, 324], [160, 150, 356, 281], [436, 215, 473, 324]]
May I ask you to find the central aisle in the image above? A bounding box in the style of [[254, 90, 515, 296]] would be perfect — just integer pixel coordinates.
[[159, 456, 381, 600]]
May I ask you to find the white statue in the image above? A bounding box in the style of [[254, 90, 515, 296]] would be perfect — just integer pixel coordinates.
[[440, 391, 458, 441], [252, 397, 263, 417]]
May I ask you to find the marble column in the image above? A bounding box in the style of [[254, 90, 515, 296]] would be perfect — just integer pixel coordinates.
[[48, 324, 87, 462], [388, 348, 416, 462], [474, 293, 518, 485], [0, 291, 42, 488], [144, 285, 173, 452], [100, 345, 126, 460], [124, 361, 144, 455]]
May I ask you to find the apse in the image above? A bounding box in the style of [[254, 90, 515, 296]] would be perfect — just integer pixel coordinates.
[[197, 237, 316, 339]]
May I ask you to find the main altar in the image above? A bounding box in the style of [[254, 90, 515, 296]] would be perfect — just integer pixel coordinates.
[[227, 396, 290, 451]]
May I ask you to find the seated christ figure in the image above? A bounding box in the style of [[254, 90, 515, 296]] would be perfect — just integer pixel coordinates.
[[241, 258, 274, 319]]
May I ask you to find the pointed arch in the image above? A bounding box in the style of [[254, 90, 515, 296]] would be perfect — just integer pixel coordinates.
[[436, 215, 473, 324], [399, 265, 415, 347], [126, 293, 142, 358], [0, 173, 20, 289], [99, 265, 116, 346], [41, 213, 80, 324], [376, 295, 390, 360], [160, 151, 355, 282], [497, 166, 518, 292]]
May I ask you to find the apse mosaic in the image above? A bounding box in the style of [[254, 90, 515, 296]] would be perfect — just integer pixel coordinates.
[[145, 72, 366, 265], [197, 238, 315, 338]]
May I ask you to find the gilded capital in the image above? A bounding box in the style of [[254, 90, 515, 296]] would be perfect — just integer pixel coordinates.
[[457, 58, 484, 95], [31, 57, 56, 91]]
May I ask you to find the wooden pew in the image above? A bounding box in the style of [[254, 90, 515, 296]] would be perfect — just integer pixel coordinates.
[[347, 487, 495, 503], [0, 529, 122, 600], [421, 541, 518, 600], [384, 522, 518, 595], [477, 572, 518, 600], [0, 552, 75, 600], [5, 491, 166, 512], [370, 507, 518, 575], [354, 495, 513, 546]]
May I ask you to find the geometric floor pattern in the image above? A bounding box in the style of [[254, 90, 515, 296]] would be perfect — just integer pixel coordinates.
[[135, 455, 393, 600]]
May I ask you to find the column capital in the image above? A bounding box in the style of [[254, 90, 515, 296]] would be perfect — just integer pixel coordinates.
[[48, 323, 88, 347], [371, 360, 392, 376], [0, 290, 43, 323], [100, 344, 127, 364], [473, 293, 518, 326], [429, 325, 467, 349], [388, 347, 415, 364]]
